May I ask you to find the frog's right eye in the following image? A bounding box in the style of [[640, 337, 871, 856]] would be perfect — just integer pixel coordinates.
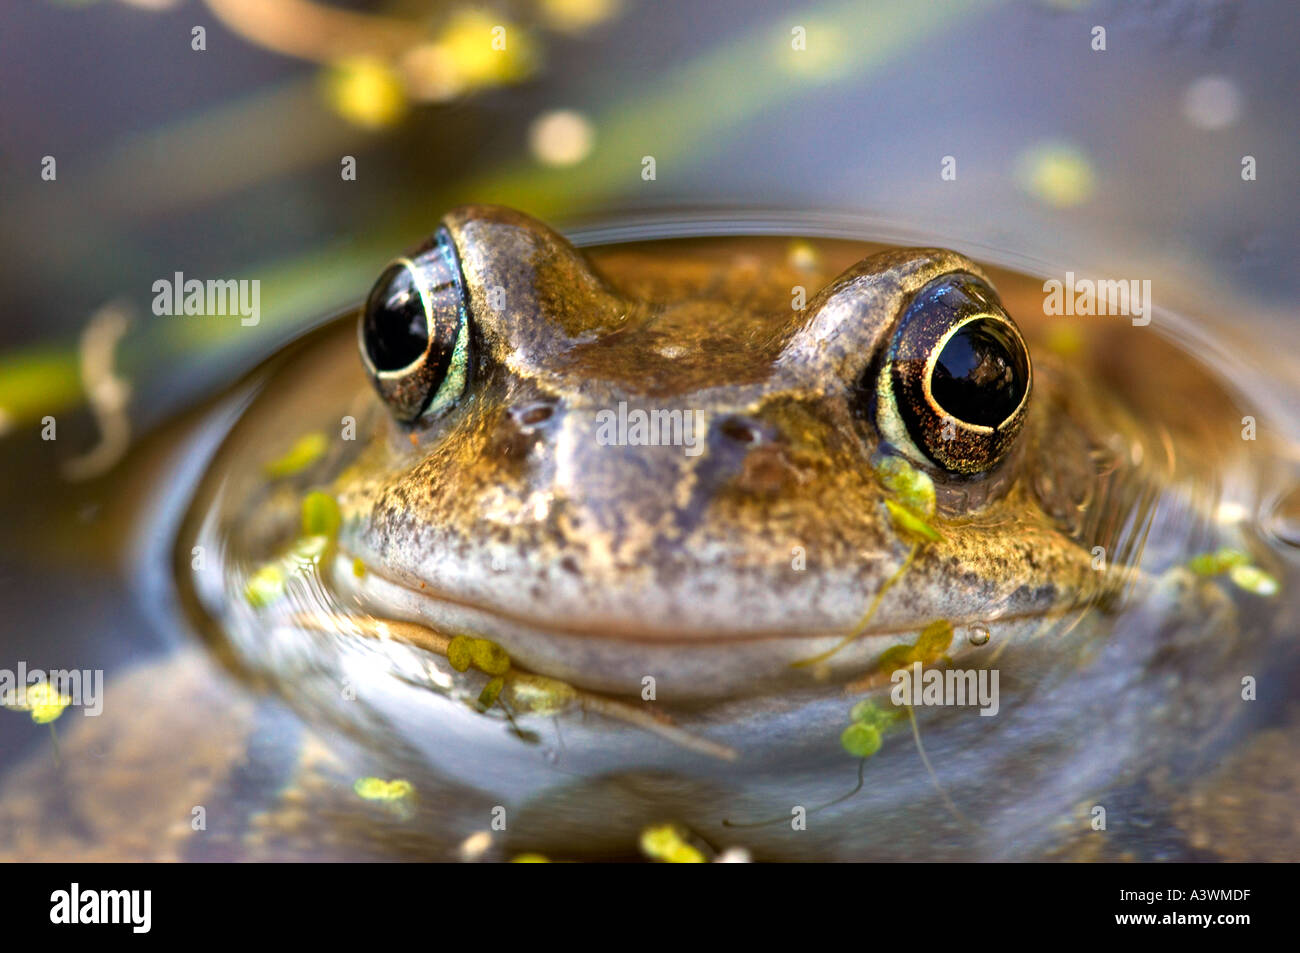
[[358, 228, 471, 424], [871, 273, 1031, 475]]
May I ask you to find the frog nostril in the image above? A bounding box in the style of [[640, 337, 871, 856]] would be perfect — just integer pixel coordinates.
[[717, 415, 763, 445]]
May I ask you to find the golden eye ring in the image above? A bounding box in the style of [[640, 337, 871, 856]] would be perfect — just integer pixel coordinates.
[[358, 228, 471, 424], [874, 273, 1031, 475]]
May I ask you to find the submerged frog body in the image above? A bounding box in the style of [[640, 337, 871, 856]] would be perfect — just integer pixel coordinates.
[[3, 207, 1294, 861]]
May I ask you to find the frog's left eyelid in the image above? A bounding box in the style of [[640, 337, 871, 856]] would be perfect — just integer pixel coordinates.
[[772, 250, 982, 389]]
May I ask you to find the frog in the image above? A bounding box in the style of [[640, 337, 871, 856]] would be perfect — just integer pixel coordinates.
[[2, 206, 1294, 861]]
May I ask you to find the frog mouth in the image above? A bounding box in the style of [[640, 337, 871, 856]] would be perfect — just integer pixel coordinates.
[[332, 552, 1091, 700]]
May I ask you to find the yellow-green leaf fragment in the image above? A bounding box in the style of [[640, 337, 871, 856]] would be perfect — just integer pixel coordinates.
[[0, 348, 82, 428], [510, 853, 551, 863], [478, 676, 505, 709], [244, 563, 287, 608], [5, 682, 72, 724], [352, 557, 366, 578], [884, 499, 943, 543], [30, 695, 70, 725], [322, 57, 408, 130], [1188, 547, 1250, 576], [1228, 564, 1279, 597], [874, 455, 936, 517], [353, 777, 414, 801], [875, 620, 952, 676], [840, 722, 882, 758], [301, 491, 341, 538], [447, 635, 474, 672], [264, 432, 328, 479], [914, 619, 954, 661], [639, 823, 707, 864], [504, 673, 577, 716], [849, 699, 896, 732], [471, 638, 511, 676], [877, 643, 915, 675]]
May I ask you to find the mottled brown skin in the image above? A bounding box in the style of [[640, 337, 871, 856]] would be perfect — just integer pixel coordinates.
[[333, 206, 1118, 697]]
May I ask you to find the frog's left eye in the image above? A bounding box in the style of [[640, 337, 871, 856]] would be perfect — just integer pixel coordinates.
[[872, 273, 1031, 475], [358, 228, 471, 423]]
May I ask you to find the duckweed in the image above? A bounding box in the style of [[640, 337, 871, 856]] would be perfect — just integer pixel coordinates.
[[1186, 547, 1278, 598], [447, 635, 512, 676], [244, 564, 287, 608], [243, 532, 333, 609], [849, 698, 899, 732], [639, 823, 707, 863], [503, 673, 578, 716], [840, 721, 882, 758], [478, 676, 505, 709], [884, 499, 943, 544], [353, 777, 415, 801], [877, 619, 954, 675], [4, 682, 72, 725], [286, 534, 331, 568], [840, 699, 901, 758], [873, 456, 943, 543], [874, 455, 936, 517], [447, 635, 474, 672], [301, 491, 341, 537], [1188, 547, 1250, 576], [1228, 564, 1280, 597], [471, 639, 511, 676], [264, 432, 328, 479]]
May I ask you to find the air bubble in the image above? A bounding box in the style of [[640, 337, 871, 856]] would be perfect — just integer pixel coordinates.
[[967, 623, 991, 647]]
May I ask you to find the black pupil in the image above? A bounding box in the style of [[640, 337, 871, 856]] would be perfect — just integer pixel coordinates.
[[930, 318, 1026, 427], [363, 264, 428, 371]]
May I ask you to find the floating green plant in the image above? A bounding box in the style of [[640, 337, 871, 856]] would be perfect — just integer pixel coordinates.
[[1228, 564, 1279, 597], [794, 458, 945, 670], [478, 676, 505, 710], [3, 682, 71, 725], [301, 490, 341, 537], [1186, 547, 1278, 597], [264, 432, 328, 479], [244, 563, 287, 608], [353, 777, 415, 802], [447, 635, 512, 676], [1188, 547, 1250, 576], [243, 492, 342, 608], [639, 823, 707, 864], [875, 620, 954, 676]]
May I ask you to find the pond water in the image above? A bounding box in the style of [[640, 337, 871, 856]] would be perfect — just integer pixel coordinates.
[[5, 219, 1291, 860]]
